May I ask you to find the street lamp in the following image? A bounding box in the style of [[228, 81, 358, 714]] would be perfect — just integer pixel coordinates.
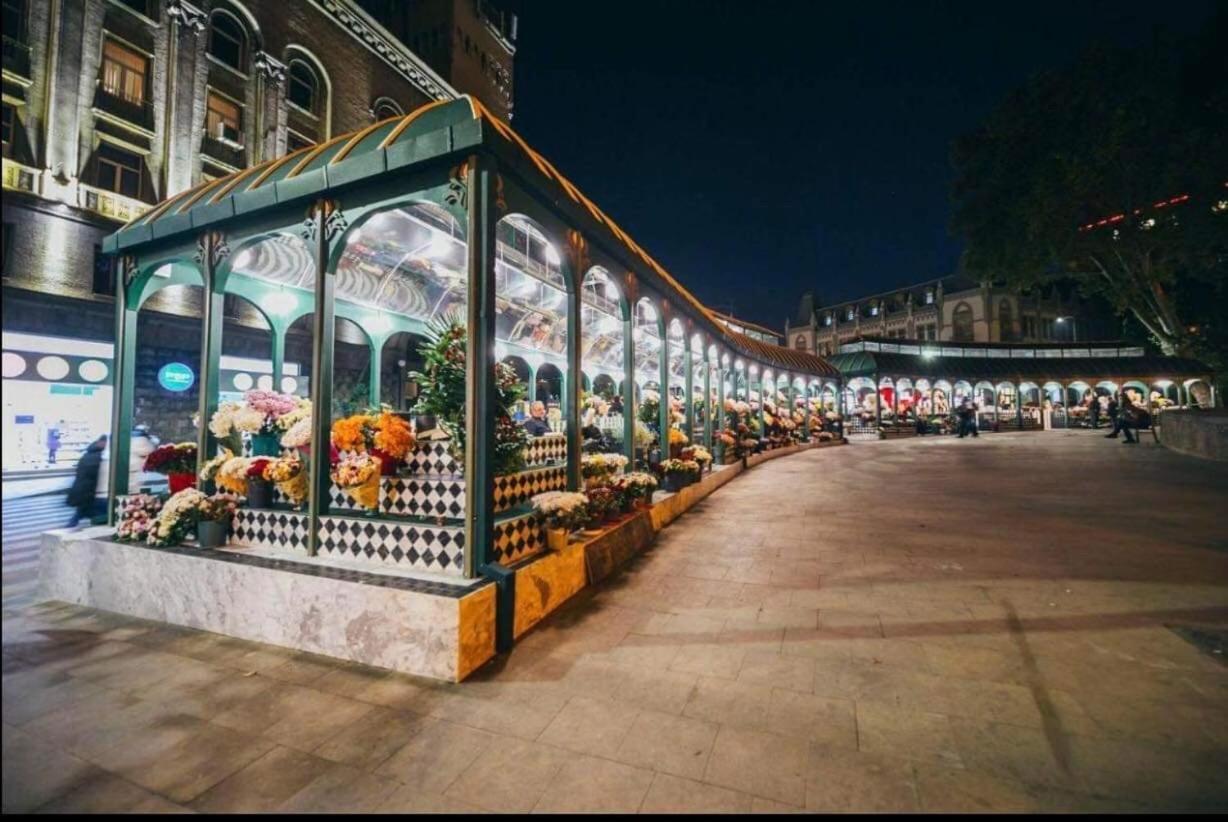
[[1055, 315, 1077, 342]]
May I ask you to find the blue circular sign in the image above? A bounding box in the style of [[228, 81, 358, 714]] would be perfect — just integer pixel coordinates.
[[158, 362, 195, 392]]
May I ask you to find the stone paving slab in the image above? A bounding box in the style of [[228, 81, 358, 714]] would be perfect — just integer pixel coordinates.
[[3, 430, 1228, 812]]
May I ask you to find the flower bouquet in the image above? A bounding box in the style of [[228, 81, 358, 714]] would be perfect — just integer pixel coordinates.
[[690, 445, 713, 472], [531, 490, 590, 551], [195, 492, 241, 548], [244, 457, 274, 508], [197, 448, 232, 493], [146, 488, 207, 547], [144, 442, 198, 493], [216, 456, 252, 496], [332, 409, 415, 475], [586, 485, 621, 525], [612, 471, 657, 510], [659, 458, 700, 492], [114, 494, 163, 543], [667, 427, 689, 458], [265, 456, 308, 509], [331, 452, 382, 513], [580, 452, 628, 489]]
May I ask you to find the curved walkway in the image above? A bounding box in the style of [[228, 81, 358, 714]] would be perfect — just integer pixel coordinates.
[[4, 431, 1227, 812]]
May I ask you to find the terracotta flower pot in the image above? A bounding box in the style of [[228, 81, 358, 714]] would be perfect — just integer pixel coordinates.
[[167, 472, 196, 494]]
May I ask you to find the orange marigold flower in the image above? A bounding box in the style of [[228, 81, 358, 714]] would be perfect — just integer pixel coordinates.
[[373, 411, 415, 459]]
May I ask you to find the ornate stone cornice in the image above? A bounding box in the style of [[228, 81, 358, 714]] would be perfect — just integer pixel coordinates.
[[166, 0, 207, 35], [254, 51, 288, 85], [311, 0, 456, 102]]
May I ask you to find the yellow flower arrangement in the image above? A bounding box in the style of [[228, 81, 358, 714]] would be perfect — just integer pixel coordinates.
[[668, 428, 689, 446], [216, 456, 252, 495], [264, 456, 307, 508], [331, 414, 372, 452], [372, 411, 415, 459], [330, 453, 382, 511]]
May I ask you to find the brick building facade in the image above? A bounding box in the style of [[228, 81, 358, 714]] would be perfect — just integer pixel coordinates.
[[0, 0, 509, 471]]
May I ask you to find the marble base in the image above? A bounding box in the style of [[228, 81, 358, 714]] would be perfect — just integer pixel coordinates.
[[37, 529, 496, 682]]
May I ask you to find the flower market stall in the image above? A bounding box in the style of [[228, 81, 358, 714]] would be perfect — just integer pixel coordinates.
[[41, 96, 842, 682]]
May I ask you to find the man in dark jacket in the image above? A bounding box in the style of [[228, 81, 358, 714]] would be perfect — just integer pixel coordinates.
[[67, 436, 107, 528]]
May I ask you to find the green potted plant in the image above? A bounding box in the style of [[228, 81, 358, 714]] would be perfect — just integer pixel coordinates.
[[195, 492, 241, 549]]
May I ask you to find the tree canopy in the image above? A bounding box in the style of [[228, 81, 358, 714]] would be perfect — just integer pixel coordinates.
[[950, 13, 1226, 357]]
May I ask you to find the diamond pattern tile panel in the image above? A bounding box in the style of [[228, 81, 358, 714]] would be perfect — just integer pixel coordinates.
[[493, 466, 567, 512], [231, 509, 311, 554], [524, 434, 568, 467], [492, 511, 546, 567], [317, 515, 465, 575]]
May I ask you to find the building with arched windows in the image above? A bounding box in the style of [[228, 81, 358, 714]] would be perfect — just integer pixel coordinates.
[[785, 276, 1106, 356], [1, 0, 514, 476]]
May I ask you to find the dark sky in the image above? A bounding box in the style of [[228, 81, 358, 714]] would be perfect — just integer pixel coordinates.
[[500, 0, 1219, 330]]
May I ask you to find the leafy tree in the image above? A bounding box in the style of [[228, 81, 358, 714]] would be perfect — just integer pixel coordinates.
[[951, 13, 1226, 357]]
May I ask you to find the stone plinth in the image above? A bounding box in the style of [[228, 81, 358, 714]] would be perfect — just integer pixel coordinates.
[[38, 529, 496, 682]]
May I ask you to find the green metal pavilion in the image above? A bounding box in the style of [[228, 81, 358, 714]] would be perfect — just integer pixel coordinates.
[[101, 95, 842, 575]]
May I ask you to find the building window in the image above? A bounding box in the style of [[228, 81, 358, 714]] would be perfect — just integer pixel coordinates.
[[824, 314, 832, 326], [287, 60, 317, 113], [116, 0, 151, 16], [1, 103, 14, 154], [3, 0, 26, 41], [794, 335, 807, 351], [925, 290, 934, 305], [846, 308, 854, 321], [205, 91, 242, 144], [208, 11, 246, 70], [101, 39, 147, 105], [952, 302, 974, 342], [870, 305, 879, 316], [286, 130, 313, 152], [94, 143, 144, 199]]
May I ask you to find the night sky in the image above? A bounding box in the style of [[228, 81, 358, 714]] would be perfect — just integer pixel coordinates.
[[501, 0, 1219, 331]]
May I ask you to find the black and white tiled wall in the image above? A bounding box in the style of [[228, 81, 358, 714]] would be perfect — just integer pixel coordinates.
[[317, 516, 465, 575], [492, 511, 546, 566]]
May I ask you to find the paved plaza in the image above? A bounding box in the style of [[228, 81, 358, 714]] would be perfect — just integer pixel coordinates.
[[3, 431, 1227, 813]]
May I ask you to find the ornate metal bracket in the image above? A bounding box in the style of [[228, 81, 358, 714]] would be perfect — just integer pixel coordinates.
[[194, 230, 231, 271], [444, 163, 469, 210], [301, 199, 348, 244], [494, 173, 507, 214], [120, 255, 139, 292]]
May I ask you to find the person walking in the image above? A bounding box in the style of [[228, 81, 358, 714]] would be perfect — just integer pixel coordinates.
[[1088, 395, 1101, 429], [1106, 395, 1138, 443], [66, 435, 107, 528], [46, 422, 63, 464]]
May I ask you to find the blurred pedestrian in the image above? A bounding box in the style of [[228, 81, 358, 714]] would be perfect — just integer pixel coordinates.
[[67, 435, 107, 527], [47, 421, 63, 464]]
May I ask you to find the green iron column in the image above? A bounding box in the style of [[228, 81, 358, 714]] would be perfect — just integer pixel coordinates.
[[107, 261, 138, 522], [306, 202, 337, 558], [874, 373, 882, 429], [465, 155, 498, 577], [684, 341, 694, 444], [622, 316, 635, 463], [1016, 383, 1024, 429], [368, 336, 381, 407], [658, 323, 670, 448], [196, 233, 225, 473], [702, 361, 712, 450], [757, 370, 766, 436], [271, 323, 286, 389], [565, 281, 582, 491], [803, 380, 812, 439]]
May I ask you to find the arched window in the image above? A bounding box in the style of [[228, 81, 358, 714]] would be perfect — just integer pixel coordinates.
[[287, 60, 318, 113], [208, 11, 246, 70], [953, 302, 974, 342], [794, 335, 807, 351]]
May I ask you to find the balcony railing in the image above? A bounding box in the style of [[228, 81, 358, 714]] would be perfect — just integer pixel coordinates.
[[1, 158, 39, 195], [93, 86, 155, 131], [2, 36, 31, 79], [200, 135, 245, 170], [78, 183, 152, 222]]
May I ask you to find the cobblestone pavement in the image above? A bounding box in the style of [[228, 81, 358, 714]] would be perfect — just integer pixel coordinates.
[[4, 431, 1227, 812]]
